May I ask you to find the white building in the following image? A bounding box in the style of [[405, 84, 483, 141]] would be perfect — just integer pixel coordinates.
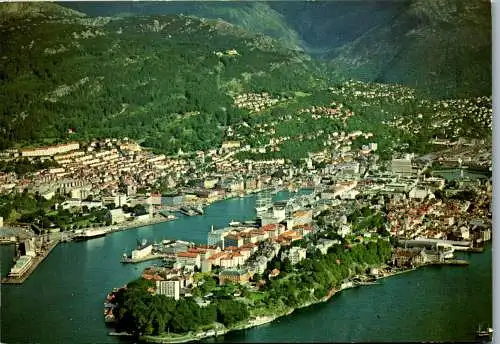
[[282, 247, 307, 265], [338, 224, 352, 237], [102, 194, 128, 207], [109, 208, 127, 224], [131, 244, 153, 260], [409, 187, 428, 200], [156, 280, 180, 300], [176, 252, 201, 269], [20, 142, 80, 157]]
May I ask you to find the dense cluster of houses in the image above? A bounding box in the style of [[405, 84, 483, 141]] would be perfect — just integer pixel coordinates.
[[233, 92, 281, 113]]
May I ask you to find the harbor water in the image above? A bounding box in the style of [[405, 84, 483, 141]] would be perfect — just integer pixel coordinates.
[[0, 189, 492, 343]]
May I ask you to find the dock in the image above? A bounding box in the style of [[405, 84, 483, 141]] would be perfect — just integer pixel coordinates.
[[1, 240, 59, 284], [428, 259, 469, 266], [120, 253, 173, 264]]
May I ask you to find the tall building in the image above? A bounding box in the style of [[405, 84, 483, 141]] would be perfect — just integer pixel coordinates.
[[156, 280, 180, 300]]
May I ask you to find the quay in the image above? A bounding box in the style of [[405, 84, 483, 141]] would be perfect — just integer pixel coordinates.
[[121, 253, 173, 264], [1, 240, 59, 284], [429, 259, 469, 266]]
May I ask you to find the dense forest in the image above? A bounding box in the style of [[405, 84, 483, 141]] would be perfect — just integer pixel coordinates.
[[0, 11, 327, 153]]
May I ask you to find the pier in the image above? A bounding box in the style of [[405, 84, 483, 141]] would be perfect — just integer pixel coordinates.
[[120, 253, 174, 264], [1, 240, 59, 284]]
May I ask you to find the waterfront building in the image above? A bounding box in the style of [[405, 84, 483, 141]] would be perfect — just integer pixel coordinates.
[[207, 226, 231, 249], [162, 194, 184, 206], [135, 213, 152, 222], [148, 193, 162, 206], [392, 248, 428, 267], [109, 208, 127, 224], [131, 243, 153, 260], [9, 255, 33, 278], [102, 194, 129, 208], [156, 280, 180, 300]]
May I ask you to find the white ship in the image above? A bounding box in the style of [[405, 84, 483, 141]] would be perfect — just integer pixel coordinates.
[[73, 228, 108, 241], [229, 220, 241, 227], [255, 191, 272, 214]]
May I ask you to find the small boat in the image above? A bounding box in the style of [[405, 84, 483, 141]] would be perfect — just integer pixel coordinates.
[[179, 207, 196, 216], [229, 220, 241, 227], [476, 325, 493, 339], [192, 205, 204, 215]]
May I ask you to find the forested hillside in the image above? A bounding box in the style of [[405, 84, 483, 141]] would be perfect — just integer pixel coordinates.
[[64, 0, 492, 98], [0, 2, 492, 160], [0, 4, 327, 152], [328, 0, 491, 98]]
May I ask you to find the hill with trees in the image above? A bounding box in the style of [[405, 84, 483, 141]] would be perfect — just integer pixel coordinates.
[[64, 0, 492, 98], [0, 3, 328, 153], [0, 2, 492, 160]]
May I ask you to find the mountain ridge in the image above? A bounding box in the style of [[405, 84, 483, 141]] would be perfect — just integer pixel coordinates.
[[59, 0, 492, 98], [0, 1, 86, 21]]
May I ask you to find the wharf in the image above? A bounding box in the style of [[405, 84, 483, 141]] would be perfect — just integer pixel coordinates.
[[1, 240, 59, 284], [429, 259, 469, 266], [121, 253, 171, 264]]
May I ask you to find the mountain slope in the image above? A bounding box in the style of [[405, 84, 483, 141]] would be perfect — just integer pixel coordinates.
[[61, 1, 303, 51], [0, 1, 85, 21], [0, 6, 327, 153], [328, 0, 491, 98], [63, 0, 492, 98]]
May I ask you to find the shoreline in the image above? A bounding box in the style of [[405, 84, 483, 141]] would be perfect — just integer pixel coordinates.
[[119, 266, 420, 343]]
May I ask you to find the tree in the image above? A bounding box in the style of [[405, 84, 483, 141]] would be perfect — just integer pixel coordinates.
[[216, 299, 249, 326]]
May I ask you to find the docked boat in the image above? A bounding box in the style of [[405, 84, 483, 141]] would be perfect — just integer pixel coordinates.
[[192, 205, 204, 215], [179, 206, 196, 216], [255, 191, 272, 214], [229, 220, 241, 227], [8, 255, 33, 278], [476, 326, 493, 339], [73, 228, 107, 241]]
